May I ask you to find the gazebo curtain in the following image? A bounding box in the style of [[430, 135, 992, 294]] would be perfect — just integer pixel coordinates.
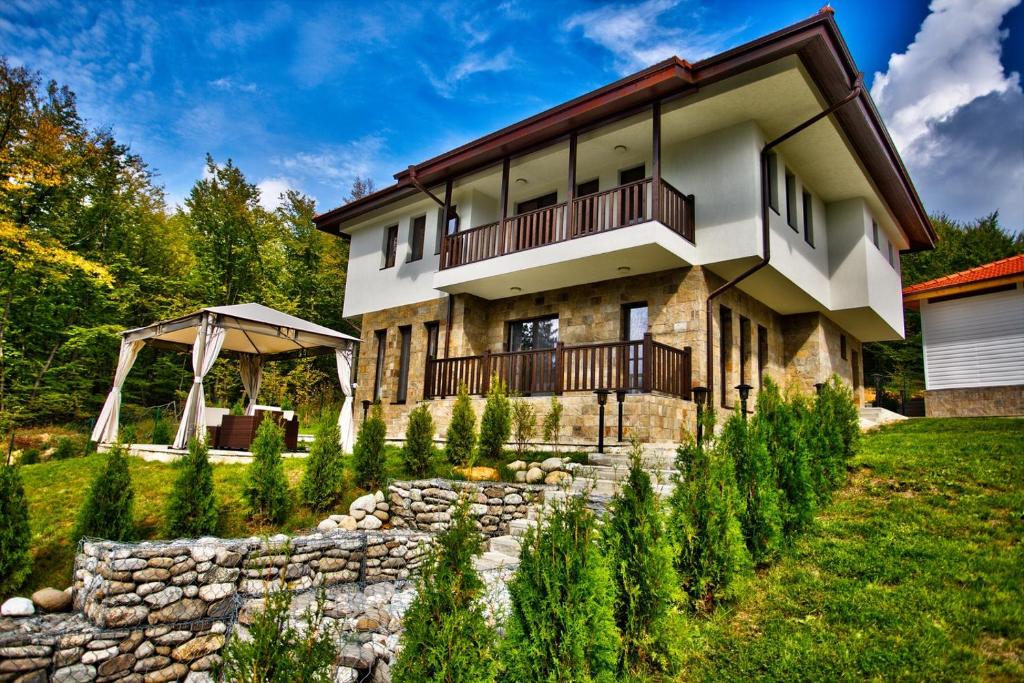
[[90, 338, 146, 444], [336, 347, 355, 453], [173, 317, 226, 449], [239, 354, 263, 415]]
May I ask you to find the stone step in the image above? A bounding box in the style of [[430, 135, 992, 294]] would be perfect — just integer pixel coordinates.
[[489, 534, 522, 559], [509, 518, 537, 538], [568, 463, 676, 484], [570, 478, 618, 497], [473, 550, 518, 572], [587, 453, 677, 469]]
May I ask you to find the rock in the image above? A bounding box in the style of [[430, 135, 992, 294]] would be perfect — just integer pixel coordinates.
[[144, 662, 189, 683], [171, 634, 224, 662], [148, 598, 206, 624], [350, 508, 366, 521], [198, 583, 234, 602], [143, 586, 183, 608], [335, 666, 359, 683], [53, 665, 96, 683], [469, 503, 488, 516], [1, 597, 34, 617], [317, 518, 338, 531], [514, 470, 527, 482], [334, 515, 358, 531], [540, 457, 564, 472], [358, 515, 382, 530], [453, 465, 500, 481], [102, 605, 149, 628], [372, 510, 389, 522], [97, 653, 136, 677], [31, 587, 71, 612], [544, 471, 572, 486], [374, 490, 384, 502], [337, 643, 374, 669], [506, 460, 527, 472], [350, 493, 378, 514], [525, 467, 544, 484], [503, 493, 524, 505], [355, 616, 380, 631]]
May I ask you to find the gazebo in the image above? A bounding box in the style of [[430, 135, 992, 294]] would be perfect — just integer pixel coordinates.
[[90, 303, 360, 452]]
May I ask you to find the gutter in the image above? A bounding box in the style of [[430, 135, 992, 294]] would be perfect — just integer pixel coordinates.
[[704, 77, 863, 407]]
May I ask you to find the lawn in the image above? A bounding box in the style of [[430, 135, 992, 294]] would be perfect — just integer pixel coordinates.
[[681, 418, 1024, 681]]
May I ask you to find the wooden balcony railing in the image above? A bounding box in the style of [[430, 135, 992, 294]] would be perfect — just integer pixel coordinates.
[[424, 334, 692, 400], [439, 178, 695, 270]]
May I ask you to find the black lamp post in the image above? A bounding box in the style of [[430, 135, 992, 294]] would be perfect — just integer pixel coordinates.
[[595, 389, 610, 453], [691, 386, 709, 447], [615, 389, 627, 442], [361, 399, 371, 422], [871, 373, 884, 408], [735, 383, 753, 419]]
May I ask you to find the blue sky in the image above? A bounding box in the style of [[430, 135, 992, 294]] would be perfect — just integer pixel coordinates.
[[1, 0, 1022, 230]]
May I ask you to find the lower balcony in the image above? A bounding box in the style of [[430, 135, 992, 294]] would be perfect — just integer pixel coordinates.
[[425, 334, 692, 400]]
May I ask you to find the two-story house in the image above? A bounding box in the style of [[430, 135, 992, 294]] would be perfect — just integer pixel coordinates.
[[314, 9, 935, 444]]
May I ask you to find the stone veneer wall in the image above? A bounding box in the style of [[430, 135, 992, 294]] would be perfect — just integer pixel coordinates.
[[388, 479, 545, 536], [924, 385, 1024, 417], [781, 312, 864, 405]]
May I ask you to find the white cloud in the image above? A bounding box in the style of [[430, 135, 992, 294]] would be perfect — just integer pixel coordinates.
[[564, 0, 746, 74], [256, 177, 295, 211], [271, 134, 390, 208], [422, 47, 517, 98], [209, 77, 258, 93], [872, 0, 1024, 229]]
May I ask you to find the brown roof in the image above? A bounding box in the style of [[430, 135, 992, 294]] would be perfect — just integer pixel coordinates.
[[314, 10, 936, 251], [903, 254, 1024, 298]]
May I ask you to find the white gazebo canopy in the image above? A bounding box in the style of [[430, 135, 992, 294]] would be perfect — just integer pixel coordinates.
[[90, 303, 360, 452]]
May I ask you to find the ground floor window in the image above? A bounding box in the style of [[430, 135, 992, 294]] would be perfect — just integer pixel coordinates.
[[395, 325, 412, 404], [507, 314, 559, 351], [740, 315, 751, 386], [720, 305, 733, 408], [373, 329, 387, 402], [757, 324, 768, 387]]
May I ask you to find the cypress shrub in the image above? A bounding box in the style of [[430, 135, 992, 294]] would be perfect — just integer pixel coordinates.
[[752, 379, 815, 539], [353, 402, 386, 490], [402, 404, 435, 477], [542, 395, 563, 446], [667, 410, 750, 612], [445, 383, 477, 466], [0, 463, 31, 597], [720, 409, 782, 566], [392, 499, 497, 683], [300, 419, 345, 511], [150, 415, 172, 445], [243, 419, 291, 525], [216, 583, 336, 683], [165, 438, 218, 537], [52, 436, 78, 460], [17, 448, 40, 465], [477, 376, 510, 462], [809, 375, 860, 501], [502, 494, 619, 681], [601, 437, 680, 675], [510, 397, 537, 456], [73, 443, 135, 542]]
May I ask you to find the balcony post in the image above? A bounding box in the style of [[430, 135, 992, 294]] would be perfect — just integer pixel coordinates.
[[440, 179, 453, 269], [499, 157, 510, 256], [555, 341, 565, 395], [482, 350, 492, 395], [567, 131, 577, 237], [642, 333, 653, 393], [652, 100, 661, 223]]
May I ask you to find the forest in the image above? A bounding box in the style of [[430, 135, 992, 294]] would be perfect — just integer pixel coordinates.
[[1, 57, 1021, 436]]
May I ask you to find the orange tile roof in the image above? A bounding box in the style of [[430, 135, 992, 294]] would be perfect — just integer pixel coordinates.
[[902, 254, 1024, 296]]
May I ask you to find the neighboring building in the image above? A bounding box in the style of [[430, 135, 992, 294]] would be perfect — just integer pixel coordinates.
[[903, 255, 1024, 417], [314, 9, 936, 443]]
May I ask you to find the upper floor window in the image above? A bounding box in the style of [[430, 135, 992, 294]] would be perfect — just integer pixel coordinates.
[[840, 334, 848, 360], [872, 220, 879, 248], [516, 192, 557, 214], [766, 153, 779, 213], [382, 224, 398, 269], [435, 205, 459, 255], [887, 240, 894, 267], [802, 191, 814, 247], [408, 215, 425, 262], [785, 169, 797, 230]]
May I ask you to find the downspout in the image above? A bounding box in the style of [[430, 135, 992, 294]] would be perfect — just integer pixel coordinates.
[[704, 77, 863, 406]]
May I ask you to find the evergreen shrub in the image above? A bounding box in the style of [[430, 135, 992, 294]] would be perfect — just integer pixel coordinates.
[[165, 437, 219, 537], [353, 402, 386, 490], [150, 415, 172, 445], [73, 443, 135, 542], [445, 383, 477, 466], [52, 437, 78, 460], [542, 395, 563, 447], [510, 397, 537, 456], [402, 404, 435, 477], [243, 419, 291, 524], [300, 419, 345, 511], [0, 464, 31, 597], [477, 376, 510, 461]]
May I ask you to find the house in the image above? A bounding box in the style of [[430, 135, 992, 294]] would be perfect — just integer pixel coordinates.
[[903, 254, 1024, 417], [313, 9, 936, 444]]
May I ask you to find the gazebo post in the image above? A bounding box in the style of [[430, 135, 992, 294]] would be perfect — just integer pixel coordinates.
[[183, 312, 209, 447]]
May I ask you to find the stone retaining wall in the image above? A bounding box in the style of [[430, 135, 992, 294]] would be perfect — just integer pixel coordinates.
[[388, 479, 545, 536], [924, 385, 1024, 417]]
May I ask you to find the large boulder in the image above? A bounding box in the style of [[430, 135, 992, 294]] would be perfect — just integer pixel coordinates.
[[453, 466, 500, 481], [539, 457, 565, 472], [31, 587, 72, 613], [545, 471, 572, 486], [350, 493, 378, 515], [525, 467, 545, 484], [1, 596, 34, 617]]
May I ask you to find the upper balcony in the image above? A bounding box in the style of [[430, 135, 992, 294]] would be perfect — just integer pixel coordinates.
[[433, 109, 698, 299]]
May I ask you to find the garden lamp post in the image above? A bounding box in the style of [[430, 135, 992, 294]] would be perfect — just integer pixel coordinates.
[[361, 399, 371, 422], [691, 386, 709, 447], [735, 383, 753, 419], [872, 373, 884, 408], [594, 389, 610, 453], [615, 389, 627, 442]]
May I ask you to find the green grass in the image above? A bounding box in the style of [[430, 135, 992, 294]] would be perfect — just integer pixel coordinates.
[[681, 418, 1024, 681]]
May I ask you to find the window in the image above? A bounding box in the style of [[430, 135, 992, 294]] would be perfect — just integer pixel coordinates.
[[785, 169, 797, 230], [840, 334, 848, 361], [622, 303, 648, 389], [757, 324, 768, 387], [767, 153, 779, 212], [382, 225, 398, 268], [435, 205, 459, 255], [425, 321, 440, 359], [887, 241, 894, 266], [719, 305, 733, 408], [507, 315, 559, 352], [395, 326, 412, 404], [575, 179, 599, 232], [872, 220, 879, 248], [740, 316, 751, 385], [576, 179, 599, 196], [802, 191, 814, 247], [408, 215, 425, 262], [619, 165, 646, 225], [373, 329, 387, 402], [516, 192, 558, 215]]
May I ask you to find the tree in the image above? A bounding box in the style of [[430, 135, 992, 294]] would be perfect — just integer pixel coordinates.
[[667, 410, 750, 611], [808, 375, 860, 502], [502, 494, 620, 681], [509, 397, 537, 456], [73, 443, 135, 542], [601, 437, 679, 675], [347, 176, 376, 202], [0, 462, 31, 597], [402, 403, 435, 477], [445, 383, 477, 466], [477, 376, 510, 462], [300, 419, 345, 512], [542, 395, 563, 449], [392, 500, 497, 683], [353, 403, 386, 490], [165, 438, 218, 538], [243, 419, 291, 525]]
